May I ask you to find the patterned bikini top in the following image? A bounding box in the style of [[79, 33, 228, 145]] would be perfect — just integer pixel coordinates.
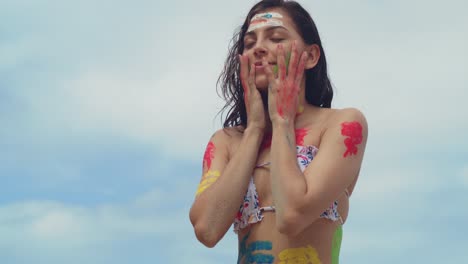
[[233, 145, 349, 233]]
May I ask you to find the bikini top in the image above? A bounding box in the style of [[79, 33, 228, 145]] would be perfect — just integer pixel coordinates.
[[233, 145, 350, 233]]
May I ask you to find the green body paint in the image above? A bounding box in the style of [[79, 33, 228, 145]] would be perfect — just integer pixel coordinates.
[[331, 225, 343, 264], [273, 51, 292, 75]]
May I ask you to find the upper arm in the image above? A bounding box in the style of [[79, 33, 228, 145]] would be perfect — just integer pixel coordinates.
[[194, 128, 232, 198], [299, 108, 368, 217]]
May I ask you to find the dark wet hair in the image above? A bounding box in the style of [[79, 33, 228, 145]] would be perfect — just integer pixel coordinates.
[[217, 0, 334, 128]]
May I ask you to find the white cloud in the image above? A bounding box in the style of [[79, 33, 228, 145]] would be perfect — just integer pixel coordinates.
[[0, 191, 200, 259]]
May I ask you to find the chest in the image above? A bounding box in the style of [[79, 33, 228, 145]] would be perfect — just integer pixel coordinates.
[[251, 130, 322, 205]]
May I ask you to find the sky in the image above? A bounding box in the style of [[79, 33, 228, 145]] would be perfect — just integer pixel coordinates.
[[1, 0, 467, 263]]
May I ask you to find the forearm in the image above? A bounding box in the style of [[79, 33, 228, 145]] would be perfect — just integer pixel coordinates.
[[270, 122, 307, 227], [192, 127, 263, 244]]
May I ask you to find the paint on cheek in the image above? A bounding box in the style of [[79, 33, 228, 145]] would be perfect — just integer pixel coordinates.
[[273, 51, 291, 76], [295, 128, 308, 145], [278, 246, 322, 264], [341, 121, 363, 157], [203, 141, 215, 170], [196, 170, 220, 196], [331, 225, 343, 264]]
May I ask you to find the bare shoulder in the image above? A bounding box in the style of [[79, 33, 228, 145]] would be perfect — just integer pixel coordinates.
[[324, 107, 368, 131], [210, 126, 245, 158]]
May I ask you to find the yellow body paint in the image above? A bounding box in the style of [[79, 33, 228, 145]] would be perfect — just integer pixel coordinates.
[[297, 104, 304, 114], [196, 170, 220, 196], [278, 245, 322, 264]]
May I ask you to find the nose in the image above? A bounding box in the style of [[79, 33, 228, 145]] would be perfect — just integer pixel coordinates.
[[253, 45, 268, 57]]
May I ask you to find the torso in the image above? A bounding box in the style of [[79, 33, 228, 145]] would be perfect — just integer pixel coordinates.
[[227, 106, 358, 264]]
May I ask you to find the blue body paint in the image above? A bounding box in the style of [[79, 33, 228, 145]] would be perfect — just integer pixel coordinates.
[[238, 231, 274, 264]]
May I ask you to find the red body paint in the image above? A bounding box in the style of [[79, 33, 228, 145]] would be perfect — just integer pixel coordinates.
[[275, 61, 299, 118], [295, 128, 308, 145], [261, 133, 272, 150], [341, 122, 363, 157], [203, 141, 215, 169]]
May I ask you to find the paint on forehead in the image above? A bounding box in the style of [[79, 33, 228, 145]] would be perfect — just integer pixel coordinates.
[[247, 12, 284, 33]]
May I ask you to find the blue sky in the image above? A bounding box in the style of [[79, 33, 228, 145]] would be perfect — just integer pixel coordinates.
[[1, 0, 467, 263]]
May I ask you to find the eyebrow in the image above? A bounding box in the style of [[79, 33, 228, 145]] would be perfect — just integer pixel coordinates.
[[244, 26, 289, 38]]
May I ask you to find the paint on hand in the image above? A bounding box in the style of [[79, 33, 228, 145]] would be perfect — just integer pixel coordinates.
[[331, 225, 343, 264], [247, 12, 284, 33], [295, 128, 308, 145], [278, 245, 322, 264], [203, 141, 215, 170], [238, 231, 275, 264], [273, 51, 292, 76], [276, 80, 299, 119], [196, 170, 220, 196], [340, 121, 363, 157]]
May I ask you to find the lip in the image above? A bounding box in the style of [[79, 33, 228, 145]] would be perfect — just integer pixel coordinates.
[[254, 61, 276, 66]]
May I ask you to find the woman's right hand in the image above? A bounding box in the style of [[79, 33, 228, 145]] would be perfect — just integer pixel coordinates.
[[239, 54, 266, 132]]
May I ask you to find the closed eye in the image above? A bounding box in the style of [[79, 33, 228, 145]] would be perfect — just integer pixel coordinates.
[[244, 41, 255, 49], [271, 38, 284, 43]]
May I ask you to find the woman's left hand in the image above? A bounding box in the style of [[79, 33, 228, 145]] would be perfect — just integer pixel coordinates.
[[264, 40, 308, 125]]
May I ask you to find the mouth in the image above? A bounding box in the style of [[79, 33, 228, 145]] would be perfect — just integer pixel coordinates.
[[254, 61, 276, 67]]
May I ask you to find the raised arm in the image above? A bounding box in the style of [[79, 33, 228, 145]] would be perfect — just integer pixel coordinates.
[[189, 127, 264, 247], [270, 108, 368, 236]]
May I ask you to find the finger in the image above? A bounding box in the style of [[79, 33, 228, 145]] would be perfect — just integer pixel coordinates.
[[248, 61, 256, 94], [288, 40, 299, 82], [294, 51, 308, 89], [263, 57, 275, 86], [277, 44, 286, 81], [239, 55, 249, 96]]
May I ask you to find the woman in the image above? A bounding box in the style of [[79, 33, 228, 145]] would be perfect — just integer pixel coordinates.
[[189, 0, 368, 263]]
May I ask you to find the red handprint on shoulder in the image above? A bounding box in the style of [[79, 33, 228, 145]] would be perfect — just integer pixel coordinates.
[[203, 141, 215, 170], [341, 122, 363, 158]]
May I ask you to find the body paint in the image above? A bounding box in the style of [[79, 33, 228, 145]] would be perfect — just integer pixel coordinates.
[[275, 48, 299, 119], [331, 225, 343, 264], [278, 245, 322, 264], [340, 122, 363, 158], [273, 51, 291, 76], [196, 170, 220, 196], [261, 133, 272, 150], [297, 104, 304, 115], [247, 12, 284, 33], [295, 128, 308, 145], [238, 231, 275, 264], [203, 141, 215, 170], [276, 81, 298, 119]]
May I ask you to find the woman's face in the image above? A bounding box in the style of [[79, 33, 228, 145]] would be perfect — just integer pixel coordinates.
[[242, 8, 308, 90]]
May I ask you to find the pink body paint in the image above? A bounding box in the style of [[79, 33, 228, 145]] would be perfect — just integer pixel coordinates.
[[295, 128, 308, 145], [203, 141, 215, 170], [341, 122, 363, 157]]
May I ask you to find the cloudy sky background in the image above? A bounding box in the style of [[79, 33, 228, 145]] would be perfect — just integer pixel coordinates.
[[1, 0, 467, 263]]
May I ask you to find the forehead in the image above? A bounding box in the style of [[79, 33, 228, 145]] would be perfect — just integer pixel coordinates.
[[248, 8, 296, 31]]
